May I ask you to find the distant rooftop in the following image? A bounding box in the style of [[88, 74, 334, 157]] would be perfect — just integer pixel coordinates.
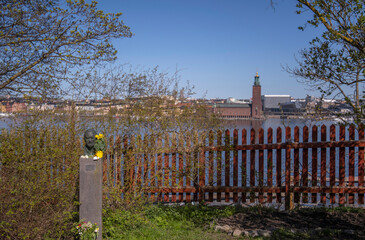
[[215, 103, 250, 108], [263, 95, 291, 98]]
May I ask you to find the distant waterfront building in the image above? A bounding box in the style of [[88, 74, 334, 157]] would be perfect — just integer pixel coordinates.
[[213, 103, 251, 119], [262, 95, 291, 114], [251, 72, 263, 118], [213, 73, 263, 119]]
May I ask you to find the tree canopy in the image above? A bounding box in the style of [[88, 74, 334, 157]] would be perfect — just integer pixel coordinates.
[[289, 0, 365, 123], [0, 0, 132, 99]]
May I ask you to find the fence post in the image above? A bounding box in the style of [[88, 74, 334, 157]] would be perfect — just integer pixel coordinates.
[[302, 126, 309, 203], [320, 125, 327, 204], [311, 126, 318, 204], [267, 128, 273, 203], [359, 125, 364, 205], [330, 125, 336, 204], [242, 129, 247, 203], [349, 125, 355, 204], [276, 127, 282, 204], [294, 126, 300, 204], [79, 157, 102, 240], [339, 126, 345, 205], [250, 128, 256, 203], [258, 128, 264, 203], [225, 129, 230, 202], [285, 127, 293, 210], [233, 129, 238, 203], [208, 130, 214, 202]]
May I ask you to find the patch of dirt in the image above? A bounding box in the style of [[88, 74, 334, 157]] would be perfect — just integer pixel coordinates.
[[214, 208, 365, 239]]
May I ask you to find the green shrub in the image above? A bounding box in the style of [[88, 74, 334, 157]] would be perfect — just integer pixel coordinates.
[[0, 114, 81, 239]]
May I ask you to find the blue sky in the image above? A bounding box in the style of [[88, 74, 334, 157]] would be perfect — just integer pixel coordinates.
[[97, 0, 324, 99]]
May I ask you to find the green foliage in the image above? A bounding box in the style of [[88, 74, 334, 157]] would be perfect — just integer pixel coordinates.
[[103, 207, 149, 238], [94, 134, 106, 152], [0, 0, 132, 98], [145, 203, 235, 227], [0, 64, 220, 238], [102, 204, 236, 240], [73, 220, 100, 240], [289, 0, 365, 124], [0, 111, 82, 239]]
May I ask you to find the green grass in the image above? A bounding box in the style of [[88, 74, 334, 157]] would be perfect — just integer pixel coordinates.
[[101, 204, 365, 240], [102, 203, 237, 240]]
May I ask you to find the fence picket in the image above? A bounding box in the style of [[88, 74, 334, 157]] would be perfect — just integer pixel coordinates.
[[276, 127, 282, 203], [225, 129, 230, 202], [164, 133, 170, 202], [330, 125, 336, 204], [349, 125, 355, 204], [320, 125, 326, 204], [285, 127, 291, 210], [233, 129, 238, 202], [171, 133, 177, 202], [302, 126, 309, 203], [185, 134, 191, 203], [142, 135, 149, 189], [267, 128, 273, 203], [359, 126, 364, 205], [339, 126, 346, 205], [149, 135, 156, 202], [294, 126, 300, 204], [242, 129, 247, 203], [312, 126, 318, 204], [259, 128, 264, 203], [136, 135, 142, 188], [250, 128, 256, 203], [115, 136, 122, 186], [199, 133, 206, 202], [192, 132, 199, 202], [178, 133, 184, 202], [217, 130, 222, 203], [208, 130, 214, 202]]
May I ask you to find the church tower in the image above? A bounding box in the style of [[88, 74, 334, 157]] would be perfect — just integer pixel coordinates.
[[251, 72, 263, 118]]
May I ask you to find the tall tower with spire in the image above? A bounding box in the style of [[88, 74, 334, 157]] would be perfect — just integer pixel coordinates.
[[252, 72, 263, 118]]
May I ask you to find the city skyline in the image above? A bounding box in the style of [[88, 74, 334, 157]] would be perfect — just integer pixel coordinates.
[[97, 0, 326, 99]]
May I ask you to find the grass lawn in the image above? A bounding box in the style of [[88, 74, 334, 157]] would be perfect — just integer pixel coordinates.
[[102, 203, 238, 239], [102, 203, 365, 240]]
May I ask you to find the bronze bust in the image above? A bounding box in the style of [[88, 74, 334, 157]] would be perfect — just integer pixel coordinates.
[[84, 129, 97, 156]]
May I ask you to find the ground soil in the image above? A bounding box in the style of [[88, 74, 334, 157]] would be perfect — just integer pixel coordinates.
[[214, 207, 365, 239]]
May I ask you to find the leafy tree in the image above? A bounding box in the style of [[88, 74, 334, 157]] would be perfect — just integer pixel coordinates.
[[0, 0, 132, 99], [287, 0, 365, 124]]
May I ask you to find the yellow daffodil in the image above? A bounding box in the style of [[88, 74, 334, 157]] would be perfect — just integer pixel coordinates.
[[95, 151, 103, 158], [95, 133, 104, 139]]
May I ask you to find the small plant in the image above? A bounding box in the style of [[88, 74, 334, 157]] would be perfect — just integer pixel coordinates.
[[74, 221, 99, 240], [94, 133, 106, 158]]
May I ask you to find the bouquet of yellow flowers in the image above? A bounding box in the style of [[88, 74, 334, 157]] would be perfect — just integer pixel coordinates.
[[94, 133, 106, 158]]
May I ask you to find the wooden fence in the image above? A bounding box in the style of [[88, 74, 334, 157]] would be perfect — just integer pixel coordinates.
[[102, 124, 365, 209]]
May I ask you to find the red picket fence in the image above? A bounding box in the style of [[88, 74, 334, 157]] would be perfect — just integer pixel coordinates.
[[103, 124, 365, 209]]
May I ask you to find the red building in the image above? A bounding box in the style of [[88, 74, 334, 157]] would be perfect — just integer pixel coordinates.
[[213, 72, 263, 119], [251, 72, 263, 118]]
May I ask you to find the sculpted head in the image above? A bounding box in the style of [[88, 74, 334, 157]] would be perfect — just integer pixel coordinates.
[[84, 129, 97, 149]]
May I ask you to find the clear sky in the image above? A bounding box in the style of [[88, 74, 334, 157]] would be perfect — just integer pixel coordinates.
[[97, 0, 324, 100]]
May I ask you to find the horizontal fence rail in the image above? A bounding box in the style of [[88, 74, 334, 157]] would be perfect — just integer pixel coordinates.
[[103, 124, 365, 209]]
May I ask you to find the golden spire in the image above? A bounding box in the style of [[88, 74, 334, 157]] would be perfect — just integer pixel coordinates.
[[256, 72, 259, 77]]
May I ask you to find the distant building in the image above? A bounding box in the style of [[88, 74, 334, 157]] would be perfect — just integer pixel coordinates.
[[263, 95, 291, 114], [252, 72, 263, 118], [213, 103, 251, 119], [213, 73, 263, 119]]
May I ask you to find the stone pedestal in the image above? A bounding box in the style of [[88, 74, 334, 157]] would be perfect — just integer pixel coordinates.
[[79, 157, 102, 240]]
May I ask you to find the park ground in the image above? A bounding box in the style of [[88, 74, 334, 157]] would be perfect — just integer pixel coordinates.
[[102, 203, 365, 239]]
